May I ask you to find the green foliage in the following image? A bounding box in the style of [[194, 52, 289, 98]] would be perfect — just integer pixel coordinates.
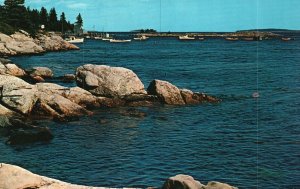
[[140, 29, 157, 33], [76, 13, 83, 27], [48, 7, 58, 31], [0, 21, 15, 35], [39, 7, 48, 28], [0, 0, 81, 36]]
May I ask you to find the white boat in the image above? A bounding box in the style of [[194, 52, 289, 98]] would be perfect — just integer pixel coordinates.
[[102, 38, 111, 41], [102, 33, 112, 41], [133, 35, 149, 40], [66, 36, 84, 43], [94, 36, 102, 40], [179, 35, 195, 40], [109, 39, 131, 43]]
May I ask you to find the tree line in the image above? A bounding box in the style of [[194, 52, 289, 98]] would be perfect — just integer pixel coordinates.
[[0, 0, 83, 36]]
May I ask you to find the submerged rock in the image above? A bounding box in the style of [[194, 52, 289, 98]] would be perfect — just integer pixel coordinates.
[[76, 64, 147, 97], [6, 126, 53, 145], [0, 114, 53, 145]]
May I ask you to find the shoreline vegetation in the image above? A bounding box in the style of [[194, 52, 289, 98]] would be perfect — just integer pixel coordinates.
[[0, 0, 80, 36]]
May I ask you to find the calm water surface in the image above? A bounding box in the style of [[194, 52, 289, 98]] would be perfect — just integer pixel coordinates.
[[1, 35, 299, 189]]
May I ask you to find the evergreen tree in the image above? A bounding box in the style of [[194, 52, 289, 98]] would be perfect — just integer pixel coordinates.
[[76, 13, 83, 27], [3, 0, 31, 29], [39, 7, 48, 29], [49, 7, 58, 31], [28, 8, 40, 29], [59, 12, 66, 33]]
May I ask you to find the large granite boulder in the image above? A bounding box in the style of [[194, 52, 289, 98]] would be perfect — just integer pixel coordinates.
[[76, 64, 147, 97], [3, 32, 44, 55], [147, 80, 219, 105], [0, 75, 38, 114], [0, 31, 79, 56], [0, 163, 139, 189], [0, 58, 26, 77], [0, 76, 95, 119], [162, 175, 238, 189], [204, 181, 238, 189], [162, 174, 204, 189], [147, 80, 185, 105], [36, 33, 79, 51], [27, 66, 54, 78]]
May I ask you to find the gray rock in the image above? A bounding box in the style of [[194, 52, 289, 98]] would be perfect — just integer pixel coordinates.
[[28, 66, 54, 78], [204, 181, 238, 189], [0, 31, 79, 56], [36, 33, 79, 51], [0, 76, 95, 119], [0, 61, 26, 77], [76, 64, 146, 97], [162, 174, 204, 189], [0, 163, 141, 189], [162, 175, 238, 189], [147, 79, 185, 105], [0, 75, 38, 115]]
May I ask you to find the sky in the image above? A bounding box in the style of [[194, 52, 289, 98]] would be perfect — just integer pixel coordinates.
[[0, 0, 299, 32]]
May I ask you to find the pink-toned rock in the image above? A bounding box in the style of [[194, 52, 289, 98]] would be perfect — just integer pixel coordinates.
[[0, 163, 140, 189], [162, 174, 204, 189], [76, 64, 146, 97], [147, 80, 185, 105]]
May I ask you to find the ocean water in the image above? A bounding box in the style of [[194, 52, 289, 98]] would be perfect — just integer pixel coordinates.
[[1, 34, 299, 189]]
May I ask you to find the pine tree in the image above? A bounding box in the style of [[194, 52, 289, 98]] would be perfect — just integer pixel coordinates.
[[3, 0, 30, 29], [76, 13, 83, 27], [49, 7, 58, 31], [39, 7, 48, 30], [59, 12, 66, 33]]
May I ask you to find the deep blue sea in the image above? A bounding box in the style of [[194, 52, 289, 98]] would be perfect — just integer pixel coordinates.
[[1, 34, 299, 189]]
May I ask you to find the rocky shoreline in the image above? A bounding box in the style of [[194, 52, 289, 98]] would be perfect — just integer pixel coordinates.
[[0, 59, 219, 145], [0, 30, 79, 56], [0, 163, 238, 189], [0, 33, 241, 189]]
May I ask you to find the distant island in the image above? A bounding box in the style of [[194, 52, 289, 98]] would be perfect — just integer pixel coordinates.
[[237, 28, 300, 33]]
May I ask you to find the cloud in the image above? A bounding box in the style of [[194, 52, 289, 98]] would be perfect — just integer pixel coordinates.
[[27, 0, 51, 3], [66, 2, 88, 9]]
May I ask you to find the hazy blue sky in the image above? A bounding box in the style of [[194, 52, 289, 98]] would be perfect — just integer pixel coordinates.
[[1, 0, 299, 32]]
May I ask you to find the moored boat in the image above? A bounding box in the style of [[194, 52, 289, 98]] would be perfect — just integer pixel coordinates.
[[133, 35, 149, 40], [102, 33, 112, 41], [243, 37, 254, 41], [109, 39, 131, 43], [179, 35, 195, 40], [66, 36, 84, 43], [281, 37, 291, 41], [198, 37, 205, 40], [225, 37, 239, 41]]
